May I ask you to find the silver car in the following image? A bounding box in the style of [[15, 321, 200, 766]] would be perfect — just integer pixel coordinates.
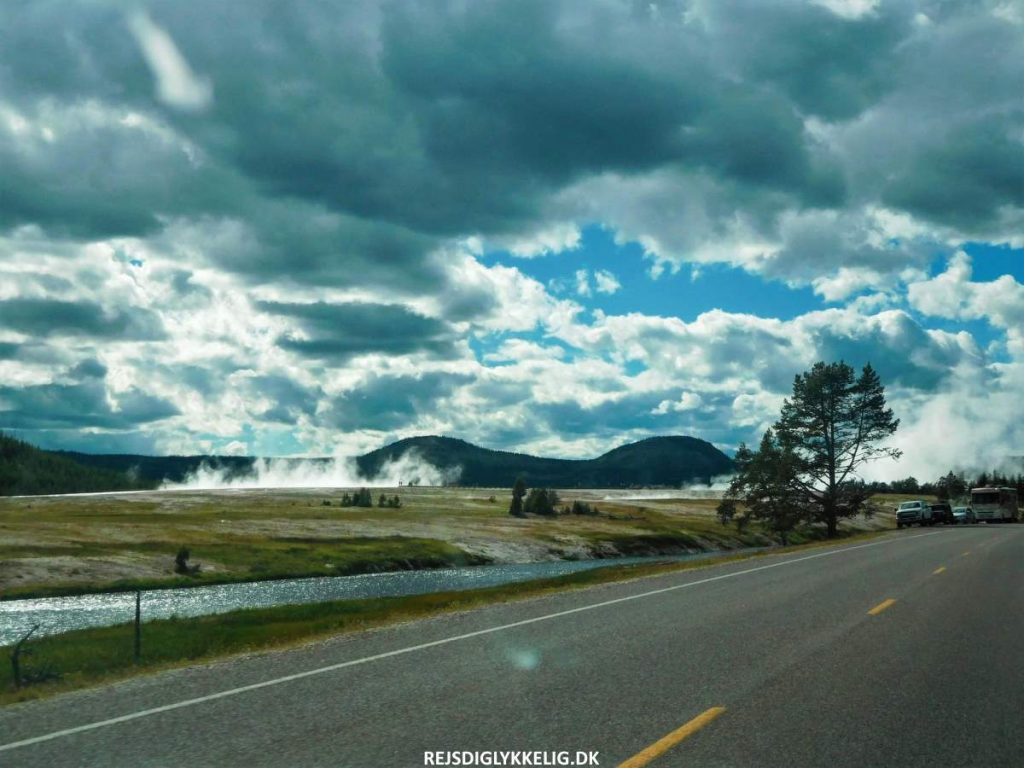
[[952, 506, 976, 525]]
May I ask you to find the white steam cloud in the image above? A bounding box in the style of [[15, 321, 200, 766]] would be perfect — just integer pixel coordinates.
[[161, 450, 461, 490]]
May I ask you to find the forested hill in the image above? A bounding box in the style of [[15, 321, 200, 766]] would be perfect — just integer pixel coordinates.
[[0, 433, 149, 496], [54, 452, 255, 486], [356, 435, 734, 487], [2, 434, 734, 494]]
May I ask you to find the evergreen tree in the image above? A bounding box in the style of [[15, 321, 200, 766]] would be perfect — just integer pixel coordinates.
[[773, 361, 900, 537], [509, 476, 527, 517], [719, 430, 807, 542]]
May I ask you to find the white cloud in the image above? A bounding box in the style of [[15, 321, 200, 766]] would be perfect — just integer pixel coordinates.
[[652, 391, 703, 414], [574, 268, 592, 297], [907, 251, 1024, 332], [810, 0, 880, 20], [497, 223, 581, 258], [128, 12, 213, 111], [593, 269, 621, 295]]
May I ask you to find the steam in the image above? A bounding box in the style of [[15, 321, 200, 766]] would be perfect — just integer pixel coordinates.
[[865, 362, 1024, 483], [161, 450, 461, 490], [602, 474, 735, 501]]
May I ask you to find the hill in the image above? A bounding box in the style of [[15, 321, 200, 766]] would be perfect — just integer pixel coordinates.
[[54, 452, 256, 486], [356, 435, 733, 487], [0, 433, 149, 496], [4, 434, 733, 494]]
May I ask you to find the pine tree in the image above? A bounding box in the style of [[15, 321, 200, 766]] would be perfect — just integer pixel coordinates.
[[773, 361, 900, 537]]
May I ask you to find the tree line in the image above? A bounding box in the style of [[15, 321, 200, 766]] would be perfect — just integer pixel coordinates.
[[0, 432, 147, 496], [864, 471, 1024, 500]]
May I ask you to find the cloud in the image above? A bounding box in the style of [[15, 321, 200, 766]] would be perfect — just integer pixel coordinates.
[[0, 0, 1019, 473], [575, 269, 592, 297], [128, 12, 212, 111], [908, 251, 1024, 332], [0, 377, 179, 430], [258, 301, 462, 362], [325, 371, 472, 431], [0, 297, 165, 340], [593, 269, 621, 295]]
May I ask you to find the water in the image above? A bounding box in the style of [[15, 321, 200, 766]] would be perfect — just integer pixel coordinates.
[[0, 549, 762, 644]]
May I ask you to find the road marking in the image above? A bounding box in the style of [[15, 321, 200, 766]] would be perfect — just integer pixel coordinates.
[[962, 550, 971, 556], [618, 707, 726, 768], [868, 598, 897, 615], [932, 566, 946, 575], [0, 529, 943, 754]]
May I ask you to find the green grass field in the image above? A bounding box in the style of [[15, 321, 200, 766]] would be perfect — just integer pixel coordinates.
[[0, 486, 903, 599]]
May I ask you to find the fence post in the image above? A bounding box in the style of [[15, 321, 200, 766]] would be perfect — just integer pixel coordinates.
[[133, 590, 141, 665]]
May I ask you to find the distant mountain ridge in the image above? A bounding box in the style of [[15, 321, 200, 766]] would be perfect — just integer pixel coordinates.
[[359, 435, 732, 487], [6, 434, 734, 494]]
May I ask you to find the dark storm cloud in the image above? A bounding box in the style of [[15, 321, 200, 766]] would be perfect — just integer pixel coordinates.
[[0, 379, 179, 430], [259, 301, 461, 361], [326, 372, 472, 430], [703, 0, 912, 121], [809, 313, 978, 391], [0, 298, 165, 340], [2, 0, 1015, 292], [0, 1, 850, 258], [194, 203, 446, 292], [882, 116, 1024, 231], [246, 375, 321, 424]]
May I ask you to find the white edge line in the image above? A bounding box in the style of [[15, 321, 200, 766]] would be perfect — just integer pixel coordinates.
[[0, 530, 942, 753]]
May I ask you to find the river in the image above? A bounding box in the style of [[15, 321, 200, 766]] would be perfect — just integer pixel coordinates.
[[0, 548, 762, 644]]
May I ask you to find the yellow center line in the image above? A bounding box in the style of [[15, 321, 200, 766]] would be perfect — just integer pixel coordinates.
[[868, 598, 897, 616], [618, 707, 727, 768], [962, 551, 971, 556], [933, 566, 946, 575]]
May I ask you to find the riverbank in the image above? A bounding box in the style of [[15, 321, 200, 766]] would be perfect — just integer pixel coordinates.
[[0, 530, 887, 706], [1, 486, 824, 599]]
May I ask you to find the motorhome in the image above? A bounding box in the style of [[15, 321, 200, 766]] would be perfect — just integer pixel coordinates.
[[969, 487, 1019, 523]]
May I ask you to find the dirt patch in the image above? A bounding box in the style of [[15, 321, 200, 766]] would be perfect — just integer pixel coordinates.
[[0, 553, 204, 592]]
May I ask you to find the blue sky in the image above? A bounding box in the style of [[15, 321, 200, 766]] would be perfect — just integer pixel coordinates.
[[0, 0, 1022, 482]]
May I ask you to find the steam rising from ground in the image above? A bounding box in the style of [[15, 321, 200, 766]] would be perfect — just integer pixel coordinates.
[[161, 450, 461, 490], [865, 364, 1024, 483]]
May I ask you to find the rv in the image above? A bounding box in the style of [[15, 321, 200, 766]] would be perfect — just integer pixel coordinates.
[[969, 487, 1019, 523]]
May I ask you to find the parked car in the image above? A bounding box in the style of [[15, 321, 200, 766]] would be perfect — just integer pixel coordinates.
[[929, 502, 953, 525], [896, 500, 933, 528], [952, 506, 976, 525]]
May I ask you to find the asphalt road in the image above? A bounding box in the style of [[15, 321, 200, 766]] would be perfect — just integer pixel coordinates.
[[2, 525, 1022, 767]]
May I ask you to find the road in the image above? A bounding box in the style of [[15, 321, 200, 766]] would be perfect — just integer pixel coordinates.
[[1, 525, 1022, 767]]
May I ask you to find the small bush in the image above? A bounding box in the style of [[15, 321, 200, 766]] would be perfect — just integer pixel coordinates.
[[174, 547, 201, 576], [569, 500, 599, 516]]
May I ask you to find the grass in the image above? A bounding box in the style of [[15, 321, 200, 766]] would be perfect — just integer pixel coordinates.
[[0, 486, 896, 598], [2, 537, 488, 600], [0, 528, 888, 707]]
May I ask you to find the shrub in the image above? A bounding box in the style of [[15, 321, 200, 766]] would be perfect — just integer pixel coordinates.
[[569, 500, 599, 516], [524, 488, 559, 516]]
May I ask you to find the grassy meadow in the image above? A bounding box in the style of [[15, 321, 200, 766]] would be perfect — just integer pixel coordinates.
[[0, 486, 907, 599]]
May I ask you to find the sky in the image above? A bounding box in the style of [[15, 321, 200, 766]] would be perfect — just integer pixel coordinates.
[[0, 0, 1021, 481]]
